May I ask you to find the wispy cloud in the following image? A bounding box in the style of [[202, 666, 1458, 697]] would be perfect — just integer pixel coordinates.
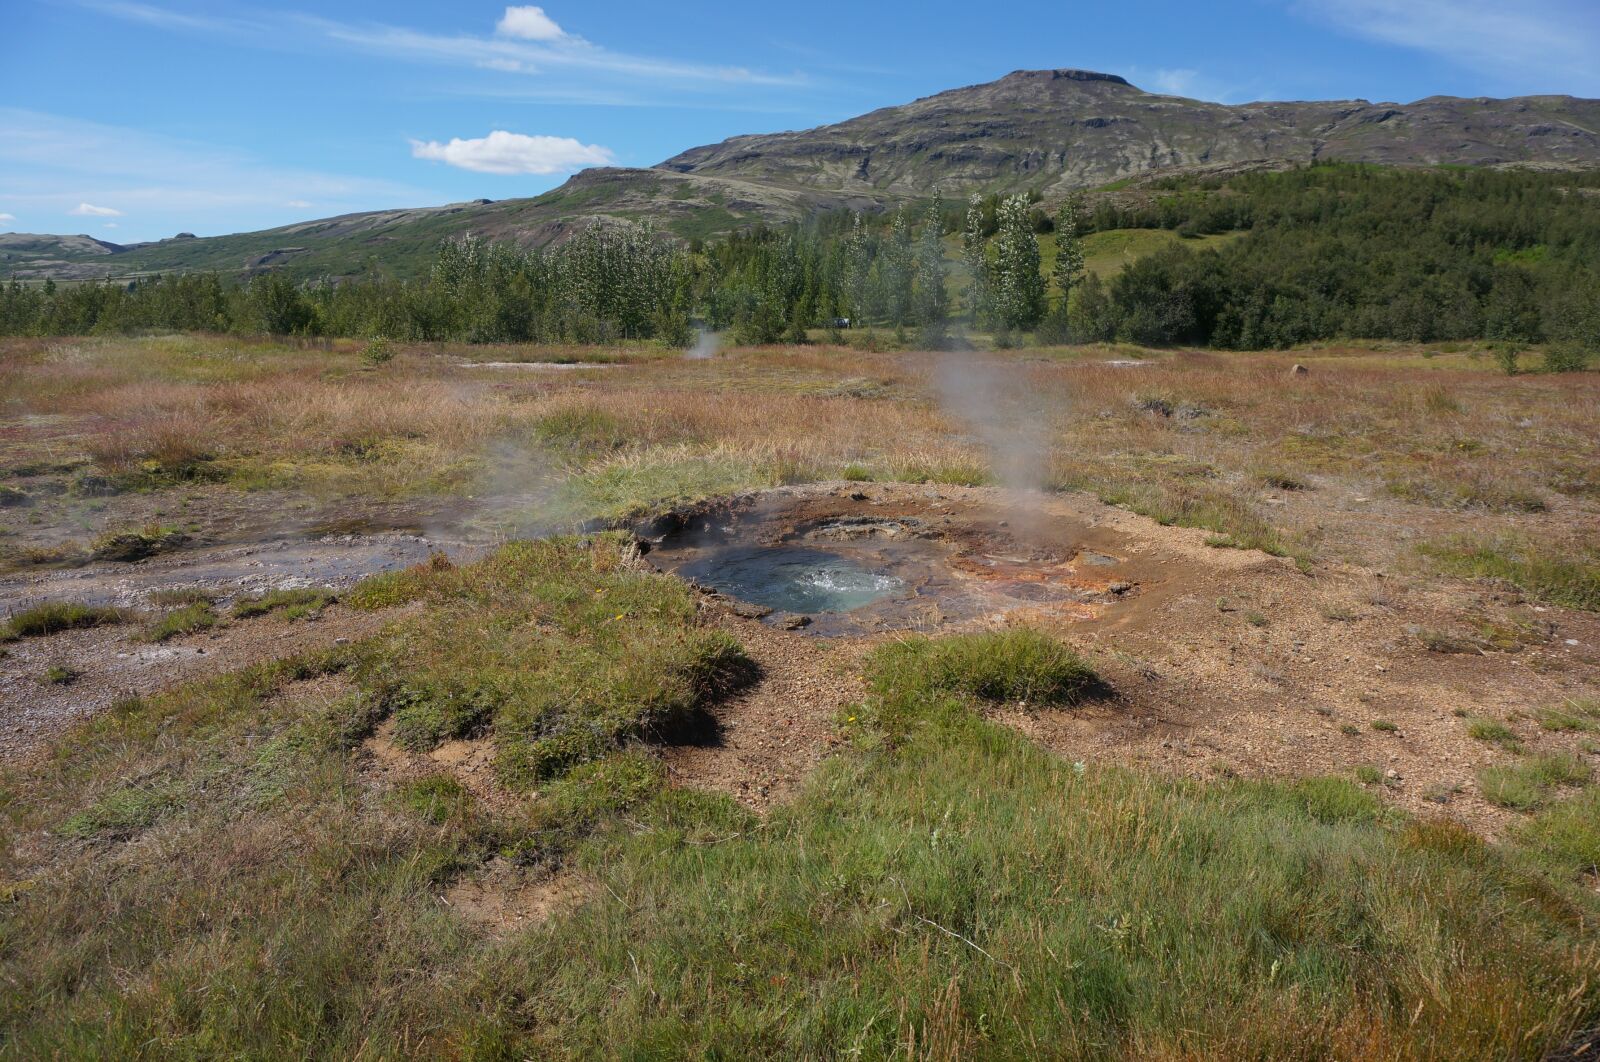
[[82, 1, 804, 91], [410, 131, 614, 175], [0, 108, 429, 239], [303, 16, 801, 87], [0, 213, 16, 224], [1295, 0, 1600, 94], [1126, 66, 1264, 104]]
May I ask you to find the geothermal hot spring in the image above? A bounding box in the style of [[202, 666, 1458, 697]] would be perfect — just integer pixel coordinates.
[[643, 487, 1145, 637]]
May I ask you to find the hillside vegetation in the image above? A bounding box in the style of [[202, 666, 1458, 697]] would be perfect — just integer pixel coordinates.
[[5, 166, 1600, 362]]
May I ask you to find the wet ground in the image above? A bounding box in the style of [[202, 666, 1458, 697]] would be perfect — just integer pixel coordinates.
[[0, 530, 457, 611]]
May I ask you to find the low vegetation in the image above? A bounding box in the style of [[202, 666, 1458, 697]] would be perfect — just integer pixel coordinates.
[[143, 602, 218, 642], [361, 535, 749, 783], [1419, 538, 1600, 612], [3, 560, 1596, 1056], [232, 587, 336, 620], [1478, 753, 1591, 810], [4, 601, 127, 640]]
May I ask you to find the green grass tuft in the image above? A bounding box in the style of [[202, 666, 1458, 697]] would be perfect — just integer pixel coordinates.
[[1465, 717, 1521, 748], [1420, 538, 1600, 611], [232, 588, 335, 620], [144, 603, 218, 642], [1478, 754, 1591, 810], [360, 535, 752, 787], [4, 601, 128, 640]]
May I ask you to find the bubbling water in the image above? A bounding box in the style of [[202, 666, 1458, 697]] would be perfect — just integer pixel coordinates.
[[675, 545, 904, 614]]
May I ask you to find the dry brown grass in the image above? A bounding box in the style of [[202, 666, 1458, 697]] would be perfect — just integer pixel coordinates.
[[2, 335, 1596, 571]]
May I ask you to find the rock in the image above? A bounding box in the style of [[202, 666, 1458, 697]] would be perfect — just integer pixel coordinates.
[[1290, 364, 1309, 376], [728, 600, 773, 620], [777, 613, 813, 630]]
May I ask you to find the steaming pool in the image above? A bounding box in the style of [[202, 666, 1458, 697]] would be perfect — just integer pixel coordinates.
[[644, 488, 1146, 637], [672, 545, 905, 615]]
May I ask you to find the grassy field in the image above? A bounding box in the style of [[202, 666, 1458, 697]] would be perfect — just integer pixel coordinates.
[[2, 333, 1599, 1056]]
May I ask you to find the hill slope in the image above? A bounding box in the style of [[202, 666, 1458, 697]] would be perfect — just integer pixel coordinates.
[[661, 69, 1600, 198], [6, 69, 1600, 281], [0, 170, 881, 282]]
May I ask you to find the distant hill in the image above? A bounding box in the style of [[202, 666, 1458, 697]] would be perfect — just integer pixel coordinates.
[[662, 69, 1600, 198], [8, 69, 1600, 281]]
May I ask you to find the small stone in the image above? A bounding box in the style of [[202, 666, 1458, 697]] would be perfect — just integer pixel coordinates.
[[1290, 364, 1309, 376], [778, 613, 813, 630]]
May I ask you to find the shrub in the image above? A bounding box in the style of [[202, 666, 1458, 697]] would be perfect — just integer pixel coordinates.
[[1492, 344, 1520, 375], [1542, 342, 1591, 374], [361, 337, 395, 365]]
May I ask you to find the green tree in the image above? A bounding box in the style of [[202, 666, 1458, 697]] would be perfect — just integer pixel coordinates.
[[914, 204, 949, 335], [961, 193, 991, 325], [991, 194, 1046, 331]]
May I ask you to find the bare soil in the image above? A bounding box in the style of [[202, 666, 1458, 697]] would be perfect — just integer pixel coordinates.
[[649, 483, 1600, 833], [6, 480, 1596, 840]]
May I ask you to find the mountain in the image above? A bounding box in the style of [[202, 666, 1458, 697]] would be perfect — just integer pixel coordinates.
[[8, 70, 1600, 281], [661, 69, 1600, 198]]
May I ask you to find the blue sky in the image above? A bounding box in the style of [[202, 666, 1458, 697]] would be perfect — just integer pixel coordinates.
[[4, 0, 1599, 243]]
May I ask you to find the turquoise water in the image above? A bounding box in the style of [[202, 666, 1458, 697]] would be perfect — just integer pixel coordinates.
[[675, 546, 904, 614]]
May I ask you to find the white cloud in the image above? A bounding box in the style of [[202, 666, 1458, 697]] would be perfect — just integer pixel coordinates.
[[103, 222, 118, 229], [1296, 0, 1600, 94], [69, 202, 122, 217], [0, 213, 15, 223], [409, 130, 613, 175], [496, 6, 564, 41], [285, 199, 312, 208]]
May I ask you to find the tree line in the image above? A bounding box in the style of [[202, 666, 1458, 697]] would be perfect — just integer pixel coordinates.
[[1, 163, 1597, 362]]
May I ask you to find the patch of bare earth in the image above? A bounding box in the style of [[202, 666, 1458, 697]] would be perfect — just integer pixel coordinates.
[[660, 608, 869, 810], [654, 483, 1600, 835], [440, 859, 591, 939], [360, 717, 512, 811], [0, 603, 408, 763]]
